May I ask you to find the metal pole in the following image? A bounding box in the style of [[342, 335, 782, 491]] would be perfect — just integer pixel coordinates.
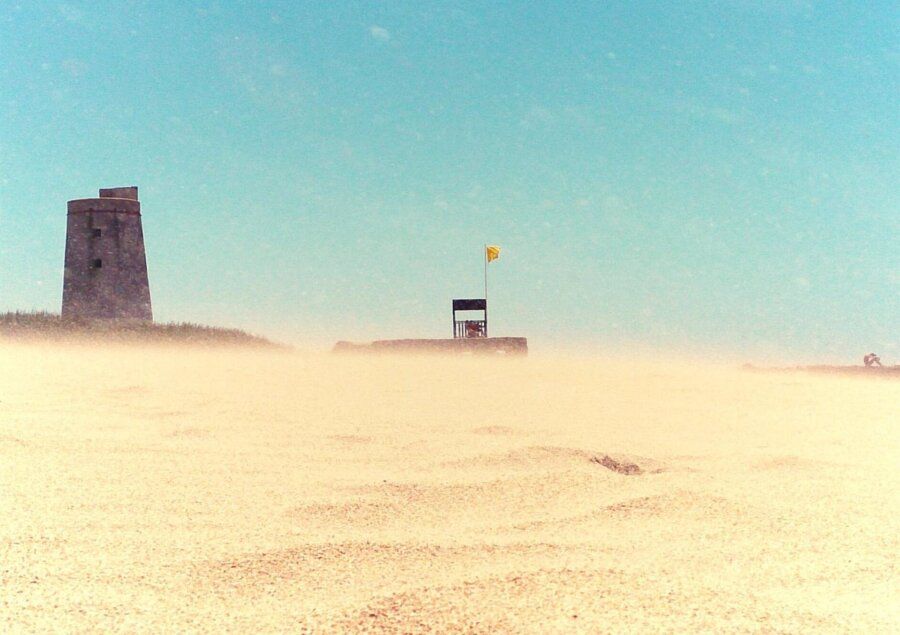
[[483, 244, 488, 338], [483, 244, 488, 300]]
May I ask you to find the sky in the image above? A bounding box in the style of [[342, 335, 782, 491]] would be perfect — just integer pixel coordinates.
[[1, 1, 897, 360]]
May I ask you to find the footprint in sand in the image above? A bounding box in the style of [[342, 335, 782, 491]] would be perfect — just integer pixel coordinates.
[[169, 426, 209, 438], [471, 425, 518, 435], [328, 434, 374, 444]]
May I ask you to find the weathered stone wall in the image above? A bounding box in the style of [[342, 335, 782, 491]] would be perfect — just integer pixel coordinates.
[[99, 186, 139, 200], [62, 188, 153, 321]]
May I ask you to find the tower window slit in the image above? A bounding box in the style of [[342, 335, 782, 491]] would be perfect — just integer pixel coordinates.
[[92, 259, 102, 269]]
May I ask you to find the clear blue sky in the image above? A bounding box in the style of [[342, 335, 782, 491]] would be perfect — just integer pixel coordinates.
[[1, 1, 897, 360]]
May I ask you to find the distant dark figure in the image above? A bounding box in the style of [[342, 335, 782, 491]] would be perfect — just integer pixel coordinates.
[[465, 321, 485, 338], [863, 353, 882, 367]]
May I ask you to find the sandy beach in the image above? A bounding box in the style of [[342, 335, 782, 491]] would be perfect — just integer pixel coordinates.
[[1, 344, 897, 632]]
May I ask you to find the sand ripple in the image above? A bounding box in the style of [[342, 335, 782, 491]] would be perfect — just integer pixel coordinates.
[[2, 347, 896, 632]]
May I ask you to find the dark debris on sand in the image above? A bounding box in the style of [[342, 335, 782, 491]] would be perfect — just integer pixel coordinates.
[[591, 455, 643, 475]]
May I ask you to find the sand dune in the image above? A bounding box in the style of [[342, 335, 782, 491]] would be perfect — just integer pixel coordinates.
[[1, 344, 897, 632]]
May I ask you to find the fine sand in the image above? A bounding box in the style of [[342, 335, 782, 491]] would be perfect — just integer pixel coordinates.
[[1, 344, 897, 632]]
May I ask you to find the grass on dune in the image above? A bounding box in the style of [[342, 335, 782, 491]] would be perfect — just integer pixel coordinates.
[[0, 311, 279, 347]]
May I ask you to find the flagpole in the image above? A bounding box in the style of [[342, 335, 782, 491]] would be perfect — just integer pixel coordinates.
[[483, 244, 488, 338], [483, 244, 488, 301]]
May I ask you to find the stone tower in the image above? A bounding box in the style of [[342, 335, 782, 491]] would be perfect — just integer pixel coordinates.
[[62, 186, 153, 321]]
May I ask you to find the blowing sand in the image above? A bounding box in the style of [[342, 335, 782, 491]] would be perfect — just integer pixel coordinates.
[[1, 344, 897, 632]]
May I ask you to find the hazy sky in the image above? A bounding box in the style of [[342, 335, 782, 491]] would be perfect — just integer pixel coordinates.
[[1, 1, 897, 359]]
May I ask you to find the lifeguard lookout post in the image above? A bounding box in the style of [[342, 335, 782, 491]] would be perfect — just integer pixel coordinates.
[[333, 297, 527, 355]]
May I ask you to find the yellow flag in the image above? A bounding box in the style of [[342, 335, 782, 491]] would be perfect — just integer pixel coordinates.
[[486, 245, 501, 263]]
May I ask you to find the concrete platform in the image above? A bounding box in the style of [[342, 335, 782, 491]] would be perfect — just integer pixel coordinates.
[[333, 337, 528, 356]]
